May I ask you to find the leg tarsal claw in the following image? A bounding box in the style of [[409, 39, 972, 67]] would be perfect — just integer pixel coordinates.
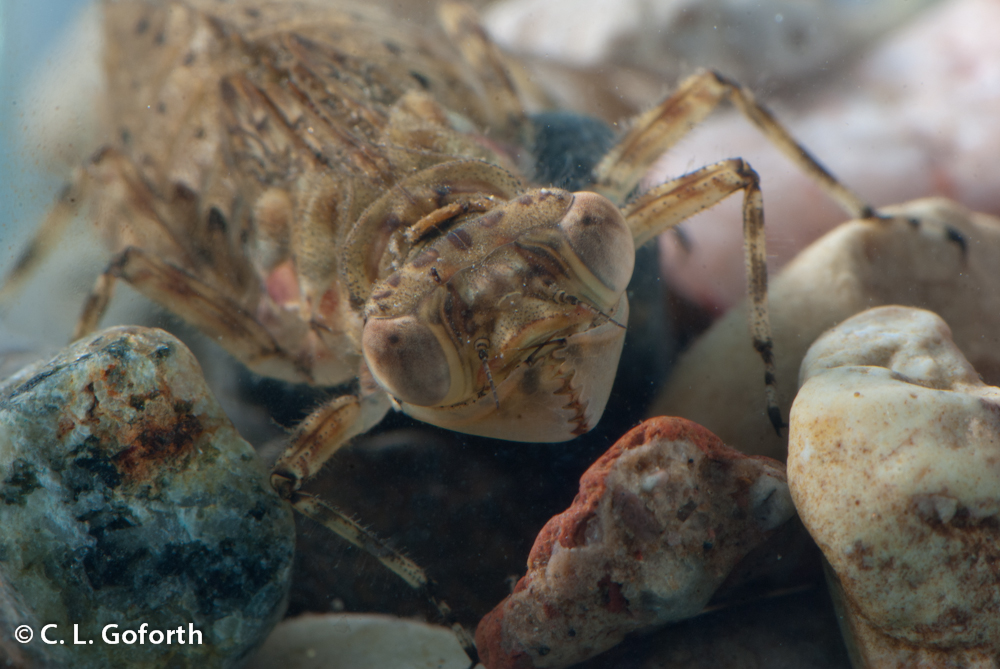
[[269, 472, 297, 500]]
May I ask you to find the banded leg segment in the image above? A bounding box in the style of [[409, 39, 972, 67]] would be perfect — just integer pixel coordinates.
[[595, 69, 872, 221], [270, 394, 367, 497], [275, 392, 475, 659], [289, 493, 478, 663], [623, 159, 783, 433], [270, 391, 479, 664]]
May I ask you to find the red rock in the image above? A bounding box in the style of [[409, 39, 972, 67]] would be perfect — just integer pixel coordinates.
[[476, 417, 794, 669]]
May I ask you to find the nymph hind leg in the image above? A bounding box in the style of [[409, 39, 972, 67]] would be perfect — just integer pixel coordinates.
[[594, 69, 874, 221], [3, 146, 203, 309], [71, 245, 304, 377], [621, 158, 782, 433]]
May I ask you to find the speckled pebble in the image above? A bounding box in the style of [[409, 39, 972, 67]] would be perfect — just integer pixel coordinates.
[[476, 417, 794, 669], [788, 306, 1000, 667], [0, 326, 295, 668]]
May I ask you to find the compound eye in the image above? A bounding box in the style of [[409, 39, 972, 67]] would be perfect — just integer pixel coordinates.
[[362, 316, 451, 406], [559, 192, 634, 297]]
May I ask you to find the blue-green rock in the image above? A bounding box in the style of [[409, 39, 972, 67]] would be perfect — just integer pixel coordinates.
[[0, 326, 294, 668]]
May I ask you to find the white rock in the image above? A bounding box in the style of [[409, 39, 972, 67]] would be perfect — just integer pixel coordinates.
[[246, 613, 474, 669], [788, 306, 1000, 666]]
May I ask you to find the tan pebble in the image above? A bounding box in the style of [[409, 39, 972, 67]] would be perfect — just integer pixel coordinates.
[[654, 198, 1000, 460]]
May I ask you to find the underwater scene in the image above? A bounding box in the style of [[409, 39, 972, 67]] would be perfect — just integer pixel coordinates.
[[1, 0, 999, 667]]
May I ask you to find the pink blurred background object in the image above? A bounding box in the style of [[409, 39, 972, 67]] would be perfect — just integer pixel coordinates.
[[652, 0, 1000, 312]]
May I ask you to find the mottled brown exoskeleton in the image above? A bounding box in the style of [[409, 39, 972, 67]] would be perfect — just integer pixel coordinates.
[[2, 0, 873, 659]]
